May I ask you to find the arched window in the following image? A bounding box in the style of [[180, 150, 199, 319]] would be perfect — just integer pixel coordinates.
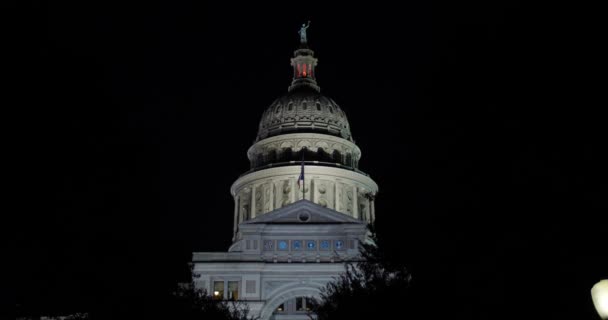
[[283, 147, 293, 162], [345, 153, 353, 167], [332, 150, 342, 163], [318, 147, 330, 162], [267, 149, 277, 163]]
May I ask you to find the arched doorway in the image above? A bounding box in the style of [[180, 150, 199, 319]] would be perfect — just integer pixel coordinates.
[[270, 296, 315, 320], [259, 285, 322, 320]]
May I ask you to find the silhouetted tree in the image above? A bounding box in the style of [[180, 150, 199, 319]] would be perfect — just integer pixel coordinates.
[[168, 264, 256, 320], [311, 227, 413, 320]]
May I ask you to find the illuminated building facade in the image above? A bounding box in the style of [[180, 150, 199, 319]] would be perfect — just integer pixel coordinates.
[[193, 39, 378, 320]]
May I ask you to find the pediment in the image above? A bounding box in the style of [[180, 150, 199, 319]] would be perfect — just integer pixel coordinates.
[[241, 200, 364, 225]]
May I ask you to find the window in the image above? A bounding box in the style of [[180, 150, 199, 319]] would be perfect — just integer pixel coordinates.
[[278, 240, 288, 250], [213, 281, 224, 300], [272, 297, 315, 315], [212, 280, 240, 300], [335, 240, 344, 250], [306, 240, 316, 250], [245, 280, 256, 294], [320, 240, 330, 250], [292, 240, 302, 250], [228, 281, 239, 300], [264, 240, 274, 251], [305, 297, 314, 311], [297, 297, 314, 312]]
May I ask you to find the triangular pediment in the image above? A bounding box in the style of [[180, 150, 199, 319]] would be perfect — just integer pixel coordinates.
[[241, 200, 364, 225]]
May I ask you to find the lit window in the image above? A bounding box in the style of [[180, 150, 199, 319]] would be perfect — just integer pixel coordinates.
[[273, 297, 315, 315], [213, 280, 240, 300], [292, 240, 302, 250], [213, 281, 224, 300], [228, 281, 239, 300], [335, 240, 344, 250], [296, 297, 314, 312], [306, 240, 316, 250], [305, 297, 314, 311], [320, 240, 330, 250], [278, 240, 288, 250]]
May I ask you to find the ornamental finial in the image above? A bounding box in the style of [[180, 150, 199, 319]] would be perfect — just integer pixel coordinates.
[[298, 21, 311, 44]]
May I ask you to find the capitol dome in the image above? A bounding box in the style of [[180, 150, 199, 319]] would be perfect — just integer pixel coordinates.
[[247, 47, 362, 171], [230, 37, 378, 235], [256, 86, 352, 142]]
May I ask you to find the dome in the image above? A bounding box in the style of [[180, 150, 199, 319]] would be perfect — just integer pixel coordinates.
[[256, 86, 353, 142]]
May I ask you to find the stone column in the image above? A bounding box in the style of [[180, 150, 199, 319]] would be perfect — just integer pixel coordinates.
[[352, 186, 358, 219], [334, 182, 341, 213], [251, 185, 257, 219], [233, 196, 239, 240], [370, 198, 376, 222], [269, 182, 275, 211]]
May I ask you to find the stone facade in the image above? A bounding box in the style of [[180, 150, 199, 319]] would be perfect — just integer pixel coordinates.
[[193, 201, 368, 320]]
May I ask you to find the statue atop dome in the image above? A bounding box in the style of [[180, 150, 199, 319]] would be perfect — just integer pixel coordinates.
[[298, 21, 311, 44]]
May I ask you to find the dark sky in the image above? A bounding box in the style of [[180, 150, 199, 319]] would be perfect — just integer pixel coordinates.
[[23, 1, 606, 319]]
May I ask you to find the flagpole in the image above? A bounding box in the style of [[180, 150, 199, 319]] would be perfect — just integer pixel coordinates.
[[302, 148, 305, 200]]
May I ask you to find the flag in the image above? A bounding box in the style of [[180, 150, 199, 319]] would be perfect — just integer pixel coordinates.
[[297, 157, 305, 189]]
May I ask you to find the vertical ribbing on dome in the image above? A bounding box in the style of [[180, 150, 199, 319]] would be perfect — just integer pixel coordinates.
[[288, 48, 320, 92]]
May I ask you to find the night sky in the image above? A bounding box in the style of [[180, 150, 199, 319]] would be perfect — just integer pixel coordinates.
[[23, 1, 606, 319]]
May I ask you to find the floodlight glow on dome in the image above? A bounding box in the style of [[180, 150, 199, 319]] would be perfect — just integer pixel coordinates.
[[592, 280, 608, 319]]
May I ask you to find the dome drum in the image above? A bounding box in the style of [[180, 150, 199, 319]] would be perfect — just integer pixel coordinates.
[[230, 166, 378, 230], [247, 133, 361, 170]]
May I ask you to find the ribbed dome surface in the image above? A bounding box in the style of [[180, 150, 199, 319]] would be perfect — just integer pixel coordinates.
[[256, 86, 352, 142]]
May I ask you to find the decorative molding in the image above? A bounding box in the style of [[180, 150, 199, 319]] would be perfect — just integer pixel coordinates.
[[248, 133, 361, 161]]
